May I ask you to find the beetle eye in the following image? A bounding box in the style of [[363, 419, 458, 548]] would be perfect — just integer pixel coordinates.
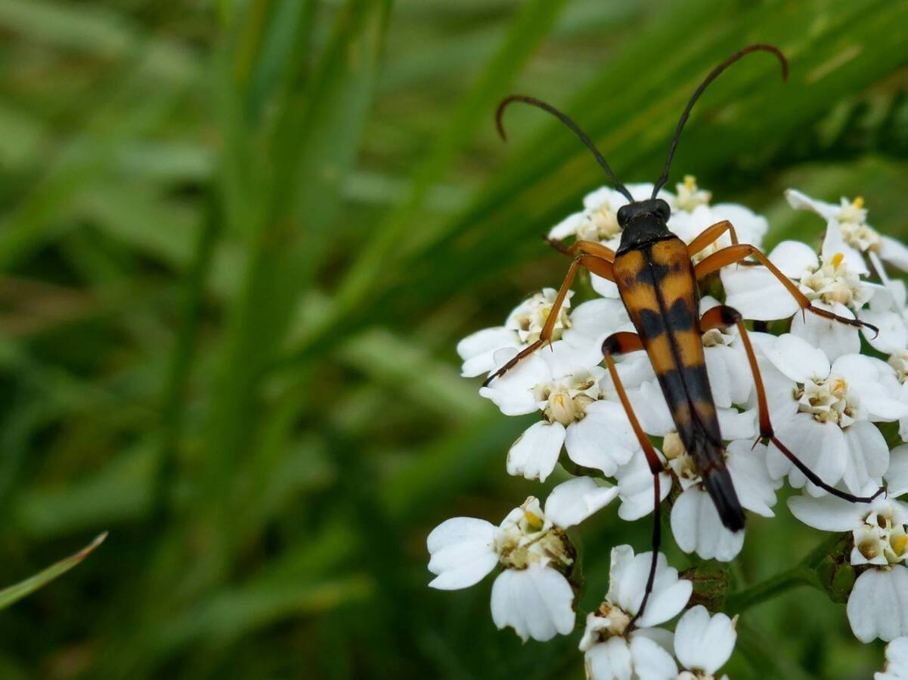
[[617, 205, 630, 227], [655, 199, 671, 222]]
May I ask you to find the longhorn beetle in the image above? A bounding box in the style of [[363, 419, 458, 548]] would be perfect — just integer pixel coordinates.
[[486, 44, 884, 620]]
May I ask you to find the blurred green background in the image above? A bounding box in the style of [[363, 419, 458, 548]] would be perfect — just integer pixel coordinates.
[[2, 0, 908, 678]]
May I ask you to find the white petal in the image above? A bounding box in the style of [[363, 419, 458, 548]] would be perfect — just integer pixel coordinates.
[[582, 185, 620, 210], [585, 637, 633, 680], [861, 308, 908, 356], [671, 488, 745, 561], [790, 303, 860, 363], [881, 236, 908, 271], [507, 421, 565, 482], [787, 492, 865, 531], [591, 274, 622, 299], [768, 239, 821, 276], [608, 546, 691, 627], [887, 445, 908, 498], [764, 334, 830, 384], [674, 605, 736, 674], [490, 565, 575, 642], [727, 441, 777, 517], [822, 221, 869, 276], [549, 210, 585, 240], [709, 342, 754, 406], [722, 265, 800, 320], [564, 298, 630, 353], [565, 401, 637, 475], [768, 415, 847, 493], [717, 408, 757, 441], [785, 188, 839, 221], [628, 381, 674, 436], [427, 518, 498, 589], [877, 637, 908, 680], [847, 567, 908, 643], [631, 626, 675, 655], [615, 454, 672, 521], [629, 635, 678, 680], [537, 339, 602, 381], [545, 477, 619, 529], [708, 203, 768, 247], [705, 345, 732, 407], [636, 563, 693, 629], [457, 327, 519, 377], [834, 355, 908, 422], [479, 352, 547, 416], [842, 421, 889, 495]]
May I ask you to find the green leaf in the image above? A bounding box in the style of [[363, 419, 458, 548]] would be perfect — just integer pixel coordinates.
[[0, 532, 107, 609]]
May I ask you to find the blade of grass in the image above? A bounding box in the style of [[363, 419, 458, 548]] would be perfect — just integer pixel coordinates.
[[0, 532, 107, 609]]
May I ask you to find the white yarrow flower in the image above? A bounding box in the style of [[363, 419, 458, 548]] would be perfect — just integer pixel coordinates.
[[428, 478, 618, 641], [581, 545, 692, 679], [457, 288, 574, 378], [757, 334, 906, 496], [481, 341, 639, 481], [789, 488, 908, 642]]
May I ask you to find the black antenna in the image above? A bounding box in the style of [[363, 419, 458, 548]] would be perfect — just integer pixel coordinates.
[[652, 44, 789, 198], [496, 95, 635, 203]]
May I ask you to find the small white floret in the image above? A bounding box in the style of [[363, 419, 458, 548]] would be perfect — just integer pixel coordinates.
[[490, 563, 575, 642], [427, 517, 498, 590], [673, 605, 737, 675]]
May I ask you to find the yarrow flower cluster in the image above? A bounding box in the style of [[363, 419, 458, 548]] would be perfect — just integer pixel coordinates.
[[428, 178, 908, 677]]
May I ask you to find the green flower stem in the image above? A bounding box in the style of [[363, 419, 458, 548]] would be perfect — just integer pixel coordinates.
[[725, 534, 846, 613], [724, 565, 817, 614]]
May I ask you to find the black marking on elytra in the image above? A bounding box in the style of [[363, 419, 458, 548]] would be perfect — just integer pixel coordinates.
[[664, 297, 695, 332], [640, 259, 671, 284], [637, 308, 666, 340]]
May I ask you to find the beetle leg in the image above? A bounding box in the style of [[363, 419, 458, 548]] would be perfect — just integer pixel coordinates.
[[699, 304, 885, 503], [546, 236, 617, 262], [484, 254, 615, 386], [686, 219, 738, 256], [602, 331, 665, 628], [694, 243, 879, 337]]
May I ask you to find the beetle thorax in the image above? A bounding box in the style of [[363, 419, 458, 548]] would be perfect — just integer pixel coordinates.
[[616, 198, 675, 254]]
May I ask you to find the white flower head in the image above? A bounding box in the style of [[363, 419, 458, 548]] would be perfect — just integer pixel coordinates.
[[580, 545, 692, 647], [673, 175, 712, 212], [760, 335, 902, 496], [720, 221, 892, 361], [428, 478, 618, 642], [482, 341, 640, 481], [664, 436, 775, 561], [580, 545, 691, 679], [457, 288, 574, 378], [786, 189, 886, 259], [549, 183, 671, 250], [669, 176, 768, 263], [788, 490, 908, 642]]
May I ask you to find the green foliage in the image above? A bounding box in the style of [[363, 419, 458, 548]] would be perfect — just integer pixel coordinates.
[[1, 0, 907, 677]]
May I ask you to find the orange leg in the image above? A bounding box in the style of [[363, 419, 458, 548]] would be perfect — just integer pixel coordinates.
[[546, 236, 617, 261], [601, 331, 665, 628], [686, 219, 738, 257], [699, 304, 884, 503], [484, 253, 615, 386], [694, 243, 878, 336]]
